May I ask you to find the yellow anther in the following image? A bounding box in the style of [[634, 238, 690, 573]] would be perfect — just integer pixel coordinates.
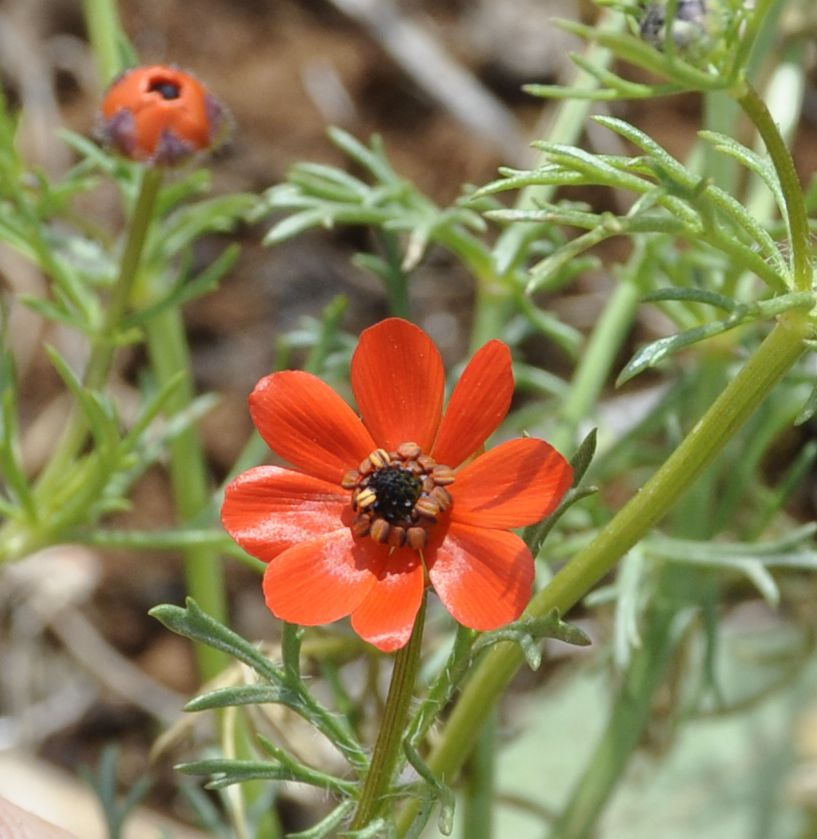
[[356, 487, 377, 509], [369, 448, 392, 469]]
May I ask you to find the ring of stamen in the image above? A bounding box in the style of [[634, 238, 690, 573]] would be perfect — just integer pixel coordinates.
[[342, 441, 455, 550]]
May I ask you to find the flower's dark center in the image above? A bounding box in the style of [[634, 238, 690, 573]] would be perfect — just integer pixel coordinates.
[[366, 467, 422, 524], [149, 78, 182, 100], [342, 442, 454, 551]]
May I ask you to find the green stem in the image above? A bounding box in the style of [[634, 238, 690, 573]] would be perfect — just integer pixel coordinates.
[[404, 623, 474, 749], [90, 170, 164, 387], [81, 0, 127, 83], [462, 713, 496, 839], [737, 82, 812, 292], [701, 91, 741, 190], [351, 596, 427, 830], [35, 167, 164, 497], [731, 0, 781, 79], [145, 306, 229, 681], [395, 311, 810, 836], [551, 259, 643, 453], [303, 295, 349, 374], [470, 278, 515, 351], [0, 168, 162, 564], [548, 600, 677, 839], [378, 231, 412, 320], [433, 225, 511, 351]]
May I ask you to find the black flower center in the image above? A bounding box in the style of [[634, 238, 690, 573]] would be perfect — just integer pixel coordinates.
[[149, 79, 181, 100], [367, 466, 422, 526], [342, 442, 455, 551]]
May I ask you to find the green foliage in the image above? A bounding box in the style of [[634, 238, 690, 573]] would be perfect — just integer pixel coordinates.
[[617, 290, 814, 383], [0, 341, 32, 519], [260, 128, 485, 269], [648, 524, 817, 607], [151, 597, 597, 834], [479, 115, 791, 292], [472, 610, 592, 671], [256, 127, 592, 332], [527, 0, 762, 102], [151, 599, 369, 772], [0, 88, 254, 564]]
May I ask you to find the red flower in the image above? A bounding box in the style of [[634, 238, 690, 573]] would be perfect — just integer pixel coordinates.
[[97, 65, 227, 165], [222, 319, 573, 652]]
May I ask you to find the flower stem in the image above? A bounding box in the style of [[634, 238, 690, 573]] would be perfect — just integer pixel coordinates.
[[377, 230, 412, 320], [351, 595, 427, 830], [551, 258, 643, 453], [461, 713, 496, 839], [81, 0, 127, 83], [0, 168, 162, 565], [548, 597, 678, 839], [144, 306, 229, 681], [34, 166, 164, 498], [737, 81, 811, 292], [395, 311, 811, 836]]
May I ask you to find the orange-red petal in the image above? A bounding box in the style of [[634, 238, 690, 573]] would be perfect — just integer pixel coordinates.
[[250, 371, 375, 484], [263, 531, 382, 625], [351, 318, 445, 451], [351, 549, 426, 652], [221, 466, 348, 563], [432, 340, 514, 468], [429, 522, 534, 630], [452, 438, 573, 529]]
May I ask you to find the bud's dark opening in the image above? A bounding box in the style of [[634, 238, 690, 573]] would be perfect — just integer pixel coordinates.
[[149, 78, 182, 100]]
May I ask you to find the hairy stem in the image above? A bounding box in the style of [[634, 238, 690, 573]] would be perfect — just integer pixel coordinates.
[[351, 596, 426, 830], [737, 82, 811, 292]]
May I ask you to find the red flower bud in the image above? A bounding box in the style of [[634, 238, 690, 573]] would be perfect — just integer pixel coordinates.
[[97, 64, 228, 165]]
